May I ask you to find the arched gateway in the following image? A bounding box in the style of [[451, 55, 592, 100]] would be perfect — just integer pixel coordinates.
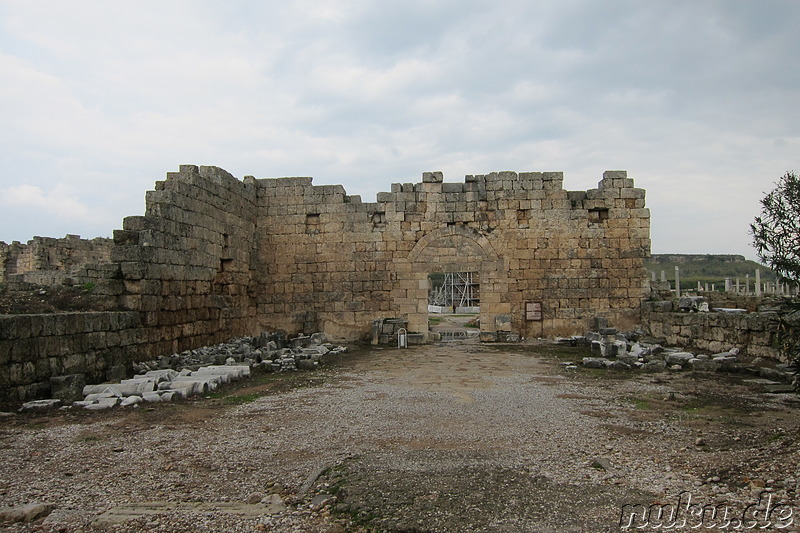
[[96, 165, 650, 344], [394, 225, 508, 338]]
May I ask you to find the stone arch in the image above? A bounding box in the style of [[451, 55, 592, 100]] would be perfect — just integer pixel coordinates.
[[407, 226, 501, 266], [392, 226, 510, 338]]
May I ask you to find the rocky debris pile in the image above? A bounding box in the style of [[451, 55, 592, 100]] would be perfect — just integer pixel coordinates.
[[69, 364, 252, 410], [134, 332, 346, 374], [18, 332, 348, 413], [571, 327, 797, 386]]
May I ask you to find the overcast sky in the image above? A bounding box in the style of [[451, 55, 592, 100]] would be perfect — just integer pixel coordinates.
[[1, 1, 798, 259]]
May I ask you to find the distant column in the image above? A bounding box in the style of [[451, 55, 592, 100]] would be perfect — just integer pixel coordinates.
[[755, 269, 761, 296], [725, 278, 732, 292], [735, 277, 740, 293], [675, 266, 681, 298], [746, 274, 750, 295]]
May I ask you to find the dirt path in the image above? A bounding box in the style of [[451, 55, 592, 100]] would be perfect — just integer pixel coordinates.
[[1, 341, 799, 532]]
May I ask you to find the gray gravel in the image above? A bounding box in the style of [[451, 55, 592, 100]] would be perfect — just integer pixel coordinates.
[[1, 340, 798, 532]]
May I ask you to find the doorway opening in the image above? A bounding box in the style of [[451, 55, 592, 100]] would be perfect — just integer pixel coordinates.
[[428, 272, 480, 312], [427, 272, 480, 340]]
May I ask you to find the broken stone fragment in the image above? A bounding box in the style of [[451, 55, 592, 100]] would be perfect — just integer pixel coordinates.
[[665, 352, 694, 366], [607, 360, 631, 371], [688, 358, 719, 372], [142, 369, 178, 382], [141, 392, 162, 403], [310, 332, 328, 345], [49, 374, 86, 403], [19, 399, 62, 412], [120, 395, 142, 407], [628, 343, 645, 358], [297, 359, 318, 370], [608, 340, 627, 357], [590, 341, 605, 356], [161, 388, 189, 399], [200, 365, 250, 379], [642, 351, 666, 363], [159, 391, 176, 402], [0, 503, 55, 523], [309, 493, 335, 511], [617, 354, 639, 366], [169, 377, 216, 394], [678, 296, 706, 311], [590, 457, 612, 471], [247, 492, 265, 505], [84, 398, 118, 410], [640, 360, 667, 373], [262, 493, 287, 514], [83, 382, 152, 397], [582, 357, 608, 369], [84, 388, 122, 402]]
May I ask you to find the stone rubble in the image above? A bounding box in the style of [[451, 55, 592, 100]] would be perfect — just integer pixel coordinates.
[[18, 332, 347, 413], [576, 326, 797, 385]]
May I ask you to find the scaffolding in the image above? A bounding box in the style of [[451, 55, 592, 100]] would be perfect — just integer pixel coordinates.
[[429, 272, 480, 309]]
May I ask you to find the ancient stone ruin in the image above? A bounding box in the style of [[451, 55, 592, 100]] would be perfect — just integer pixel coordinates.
[[1, 165, 651, 403], [0, 235, 112, 286]]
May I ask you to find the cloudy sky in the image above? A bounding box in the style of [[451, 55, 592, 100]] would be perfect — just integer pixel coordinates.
[[1, 1, 798, 259]]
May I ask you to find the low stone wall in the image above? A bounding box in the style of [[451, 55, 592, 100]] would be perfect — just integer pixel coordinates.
[[641, 300, 782, 362], [0, 311, 189, 405]]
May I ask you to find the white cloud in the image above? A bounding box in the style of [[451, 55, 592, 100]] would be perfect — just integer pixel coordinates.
[[1, 184, 90, 221], [0, 0, 798, 258]]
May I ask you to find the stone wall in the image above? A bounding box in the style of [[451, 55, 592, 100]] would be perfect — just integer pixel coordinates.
[[0, 235, 113, 284], [1, 166, 262, 404], [0, 312, 141, 403], [256, 170, 650, 340], [641, 300, 783, 361], [1, 165, 652, 403], [111, 165, 259, 353]]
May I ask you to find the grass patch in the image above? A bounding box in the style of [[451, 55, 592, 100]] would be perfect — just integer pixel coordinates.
[[627, 397, 652, 410], [428, 317, 443, 326], [766, 431, 788, 443], [222, 393, 261, 405], [207, 392, 261, 405]]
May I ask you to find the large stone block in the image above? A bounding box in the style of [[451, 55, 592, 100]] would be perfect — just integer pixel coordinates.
[[50, 374, 86, 402]]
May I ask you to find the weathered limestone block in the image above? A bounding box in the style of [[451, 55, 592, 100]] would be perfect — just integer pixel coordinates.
[[20, 399, 61, 412], [83, 381, 154, 397], [50, 374, 86, 403]]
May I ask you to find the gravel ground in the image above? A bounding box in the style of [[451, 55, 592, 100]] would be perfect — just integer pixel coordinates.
[[1, 339, 799, 532]]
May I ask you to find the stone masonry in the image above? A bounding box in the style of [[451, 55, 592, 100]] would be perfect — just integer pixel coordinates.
[[2, 166, 651, 343], [1, 165, 651, 403], [0, 235, 112, 285], [256, 168, 650, 339]]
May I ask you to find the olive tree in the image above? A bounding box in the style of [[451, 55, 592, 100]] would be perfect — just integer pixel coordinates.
[[750, 171, 800, 387], [750, 171, 800, 284]]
